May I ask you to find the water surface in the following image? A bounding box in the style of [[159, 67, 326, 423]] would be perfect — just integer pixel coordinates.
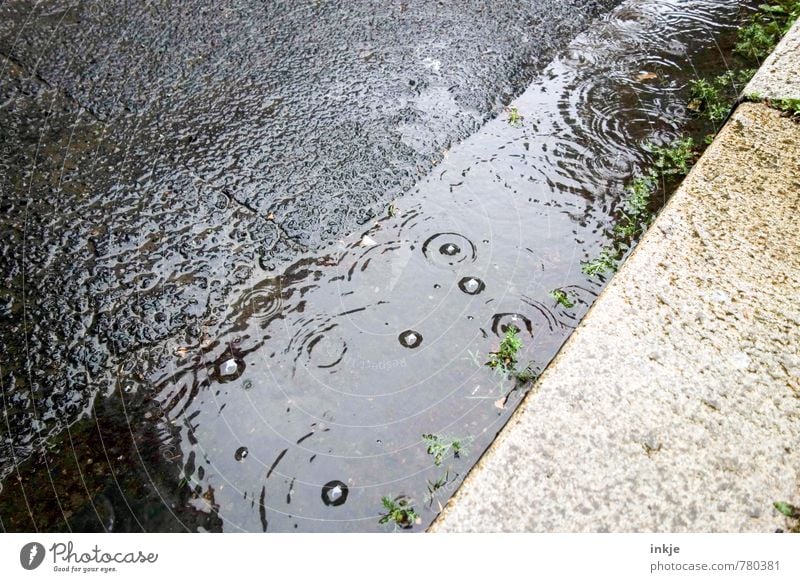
[[0, 0, 754, 532]]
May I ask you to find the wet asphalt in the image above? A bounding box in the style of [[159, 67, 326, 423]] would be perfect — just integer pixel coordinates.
[[0, 0, 620, 479]]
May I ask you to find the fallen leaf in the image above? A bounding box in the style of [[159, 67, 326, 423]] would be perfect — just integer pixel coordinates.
[[635, 71, 658, 82]]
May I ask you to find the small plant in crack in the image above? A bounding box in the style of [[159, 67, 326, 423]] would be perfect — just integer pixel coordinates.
[[422, 433, 471, 466], [613, 214, 641, 240], [583, 169, 659, 279], [772, 97, 800, 118], [647, 137, 697, 177], [513, 365, 538, 384], [774, 501, 800, 532], [505, 106, 524, 127], [736, 20, 781, 60], [486, 327, 523, 372], [688, 78, 731, 122], [484, 325, 539, 389], [735, 1, 800, 61], [379, 496, 419, 529], [688, 70, 756, 123], [582, 246, 620, 277], [613, 174, 657, 240], [549, 288, 575, 309], [426, 471, 450, 507], [624, 174, 656, 217]]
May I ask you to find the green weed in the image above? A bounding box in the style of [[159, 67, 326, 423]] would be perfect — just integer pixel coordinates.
[[624, 175, 656, 216], [772, 97, 800, 117], [513, 365, 538, 384], [647, 137, 697, 177], [735, 1, 800, 60], [486, 327, 523, 371], [736, 21, 781, 60], [426, 472, 450, 507], [549, 288, 575, 309], [688, 70, 757, 123], [506, 106, 524, 127], [422, 434, 470, 466], [774, 501, 800, 518], [379, 496, 419, 528], [736, 1, 799, 59], [726, 68, 758, 88], [613, 217, 639, 240], [582, 246, 620, 277], [612, 174, 657, 240], [688, 79, 731, 122], [485, 327, 538, 384], [774, 501, 800, 532]]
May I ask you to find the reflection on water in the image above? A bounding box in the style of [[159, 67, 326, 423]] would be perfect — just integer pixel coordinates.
[[0, 0, 751, 531]]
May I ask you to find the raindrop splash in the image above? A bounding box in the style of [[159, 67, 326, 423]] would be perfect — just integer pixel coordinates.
[[458, 276, 485, 295], [421, 233, 477, 268], [321, 480, 349, 507], [398, 330, 423, 349]]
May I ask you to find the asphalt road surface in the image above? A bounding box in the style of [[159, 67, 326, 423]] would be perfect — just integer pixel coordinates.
[[0, 0, 619, 494]]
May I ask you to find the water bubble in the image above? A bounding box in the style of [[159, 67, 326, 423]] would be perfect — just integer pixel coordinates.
[[439, 243, 460, 256], [215, 356, 245, 382], [458, 276, 485, 295], [421, 233, 477, 268], [321, 480, 349, 506], [398, 330, 423, 349], [235, 447, 249, 461], [220, 359, 239, 377]]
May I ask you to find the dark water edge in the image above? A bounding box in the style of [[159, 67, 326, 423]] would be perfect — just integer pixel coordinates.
[[0, 0, 758, 532]]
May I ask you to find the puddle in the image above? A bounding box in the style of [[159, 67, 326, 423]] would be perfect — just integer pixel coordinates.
[[0, 0, 755, 531]]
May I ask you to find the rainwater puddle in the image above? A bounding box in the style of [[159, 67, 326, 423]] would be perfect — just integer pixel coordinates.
[[0, 0, 754, 532]]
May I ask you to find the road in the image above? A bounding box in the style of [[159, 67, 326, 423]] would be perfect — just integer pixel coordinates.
[[0, 0, 620, 528]]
